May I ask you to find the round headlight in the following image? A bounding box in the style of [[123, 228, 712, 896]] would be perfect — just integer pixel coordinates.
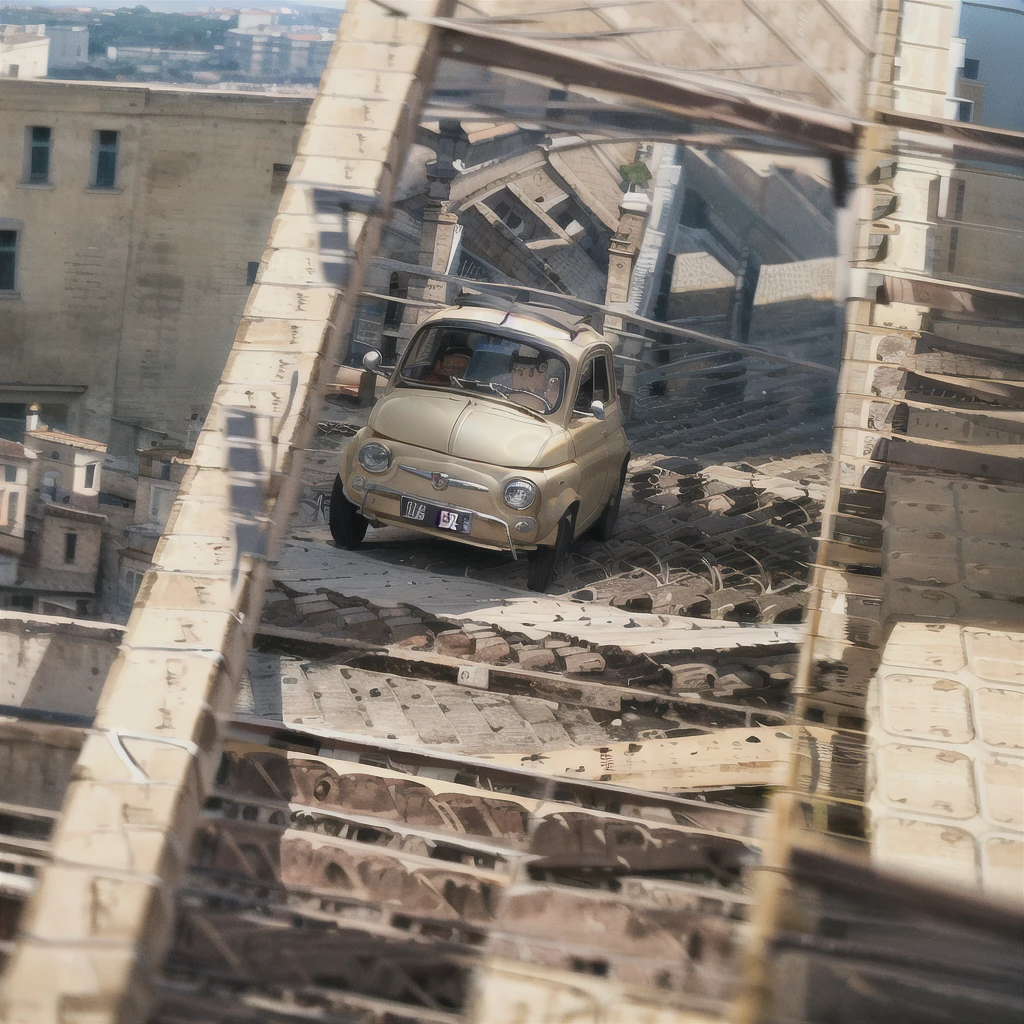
[[357, 442, 391, 473], [503, 478, 537, 510]]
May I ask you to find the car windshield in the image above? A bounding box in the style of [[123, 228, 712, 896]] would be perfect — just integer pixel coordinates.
[[399, 324, 570, 416]]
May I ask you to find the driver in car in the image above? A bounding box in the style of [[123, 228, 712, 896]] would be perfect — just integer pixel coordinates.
[[509, 353, 564, 411], [423, 344, 472, 384]]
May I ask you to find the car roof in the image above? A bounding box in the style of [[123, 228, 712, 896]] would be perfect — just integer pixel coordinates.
[[420, 292, 606, 356]]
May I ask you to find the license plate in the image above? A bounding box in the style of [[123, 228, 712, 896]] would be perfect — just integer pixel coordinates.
[[400, 497, 472, 534]]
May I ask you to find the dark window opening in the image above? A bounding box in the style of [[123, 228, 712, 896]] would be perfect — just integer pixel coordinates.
[[952, 178, 966, 221], [0, 404, 26, 442], [0, 230, 16, 291], [680, 189, 708, 229], [271, 162, 290, 195], [956, 100, 973, 123], [5, 492, 18, 527], [246, 261, 259, 286], [84, 464, 96, 489], [64, 532, 77, 564], [93, 130, 118, 189], [4, 465, 16, 483], [28, 126, 51, 184], [947, 227, 959, 274], [962, 57, 980, 80]]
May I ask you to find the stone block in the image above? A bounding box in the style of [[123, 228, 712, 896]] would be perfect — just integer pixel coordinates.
[[876, 743, 976, 819], [513, 647, 558, 671], [965, 629, 1024, 686], [668, 663, 717, 691], [981, 837, 1024, 900], [873, 817, 978, 889], [882, 622, 966, 672], [980, 756, 1024, 829], [559, 649, 606, 674], [880, 671, 973, 743], [472, 633, 511, 664], [435, 630, 473, 657], [975, 688, 1023, 750]]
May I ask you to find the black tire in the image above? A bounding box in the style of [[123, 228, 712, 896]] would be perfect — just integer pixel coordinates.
[[591, 459, 628, 542], [329, 474, 368, 550], [527, 510, 574, 592]]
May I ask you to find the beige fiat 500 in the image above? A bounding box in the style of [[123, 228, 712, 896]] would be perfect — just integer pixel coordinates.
[[331, 294, 630, 591]]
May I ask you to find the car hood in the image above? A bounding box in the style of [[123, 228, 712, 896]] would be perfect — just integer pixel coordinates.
[[370, 390, 568, 468]]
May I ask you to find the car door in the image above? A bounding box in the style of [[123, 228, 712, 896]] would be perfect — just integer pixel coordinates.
[[570, 355, 613, 530], [596, 351, 628, 489]]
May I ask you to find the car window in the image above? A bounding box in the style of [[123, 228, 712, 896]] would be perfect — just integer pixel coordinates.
[[574, 358, 595, 413], [400, 325, 569, 415]]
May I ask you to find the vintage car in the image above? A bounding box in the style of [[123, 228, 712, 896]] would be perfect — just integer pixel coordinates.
[[330, 293, 630, 591]]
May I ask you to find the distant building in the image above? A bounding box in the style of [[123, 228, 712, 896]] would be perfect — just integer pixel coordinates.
[[224, 26, 334, 78], [0, 78, 310, 454], [236, 10, 279, 32], [44, 24, 88, 70], [0, 25, 50, 79], [0, 409, 107, 616], [118, 446, 189, 613]]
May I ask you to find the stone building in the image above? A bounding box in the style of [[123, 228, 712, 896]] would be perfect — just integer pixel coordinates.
[[44, 24, 88, 70], [0, 78, 310, 454], [0, 414, 108, 616], [116, 445, 190, 614]]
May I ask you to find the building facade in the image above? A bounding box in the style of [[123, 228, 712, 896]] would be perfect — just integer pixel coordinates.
[[0, 79, 309, 454], [0, 25, 49, 79]]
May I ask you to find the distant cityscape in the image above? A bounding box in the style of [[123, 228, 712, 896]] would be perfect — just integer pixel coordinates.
[[0, 3, 344, 88]]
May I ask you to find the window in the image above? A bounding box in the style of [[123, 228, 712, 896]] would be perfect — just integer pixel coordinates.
[[42, 470, 59, 501], [26, 126, 51, 184], [592, 355, 611, 403], [7, 65, 19, 79], [271, 162, 290, 195], [951, 178, 966, 221], [92, 130, 119, 189], [149, 483, 174, 527], [947, 227, 960, 274], [4, 492, 17, 527], [246, 261, 259, 286], [0, 403, 25, 441], [962, 57, 980, 80], [0, 230, 16, 292], [4, 465, 16, 483], [84, 463, 96, 489], [64, 532, 77, 564], [956, 100, 973, 123], [10, 595, 33, 612]]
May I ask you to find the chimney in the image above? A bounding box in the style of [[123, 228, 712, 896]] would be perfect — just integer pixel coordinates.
[[26, 403, 40, 433]]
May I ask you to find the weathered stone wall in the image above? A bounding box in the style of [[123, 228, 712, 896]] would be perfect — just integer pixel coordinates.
[[0, 80, 310, 451], [0, 611, 122, 715]]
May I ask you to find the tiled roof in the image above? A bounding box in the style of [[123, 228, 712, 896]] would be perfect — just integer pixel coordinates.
[[12, 568, 96, 595], [25, 429, 107, 452]]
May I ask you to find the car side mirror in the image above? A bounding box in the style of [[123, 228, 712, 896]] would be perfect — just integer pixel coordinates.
[[590, 399, 606, 421], [362, 350, 382, 374]]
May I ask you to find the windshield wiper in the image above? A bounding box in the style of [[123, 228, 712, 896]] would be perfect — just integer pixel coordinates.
[[483, 382, 551, 423]]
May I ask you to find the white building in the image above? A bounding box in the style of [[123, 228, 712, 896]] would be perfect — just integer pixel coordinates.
[[0, 25, 50, 80]]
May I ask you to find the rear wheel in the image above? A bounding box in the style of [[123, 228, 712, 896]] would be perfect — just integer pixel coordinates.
[[591, 459, 629, 542], [527, 509, 574, 592], [329, 474, 368, 550]]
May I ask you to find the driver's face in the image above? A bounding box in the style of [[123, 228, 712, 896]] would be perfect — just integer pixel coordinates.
[[441, 353, 469, 375]]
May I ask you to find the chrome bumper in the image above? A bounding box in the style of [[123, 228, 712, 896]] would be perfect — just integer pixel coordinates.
[[355, 483, 520, 559]]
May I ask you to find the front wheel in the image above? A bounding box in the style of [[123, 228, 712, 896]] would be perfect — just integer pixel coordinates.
[[527, 510, 574, 592], [329, 474, 368, 550]]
